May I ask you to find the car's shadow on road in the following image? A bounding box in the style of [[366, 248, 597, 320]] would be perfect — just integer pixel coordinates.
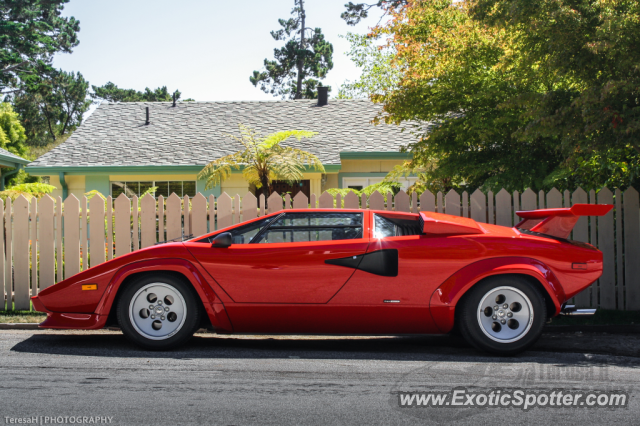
[[9, 330, 640, 366]]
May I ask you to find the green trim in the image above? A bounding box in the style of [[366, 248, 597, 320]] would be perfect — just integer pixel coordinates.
[[323, 165, 341, 173], [26, 165, 206, 176], [26, 163, 343, 176], [0, 153, 29, 166], [0, 159, 19, 168], [340, 151, 411, 160], [59, 172, 68, 200]]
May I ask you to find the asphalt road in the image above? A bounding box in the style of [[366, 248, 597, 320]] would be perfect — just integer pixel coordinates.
[[0, 330, 638, 425]]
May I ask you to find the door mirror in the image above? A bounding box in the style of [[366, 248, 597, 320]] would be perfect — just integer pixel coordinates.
[[211, 232, 233, 248]]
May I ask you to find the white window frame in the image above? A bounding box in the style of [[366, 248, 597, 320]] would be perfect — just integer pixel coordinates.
[[342, 176, 417, 191]]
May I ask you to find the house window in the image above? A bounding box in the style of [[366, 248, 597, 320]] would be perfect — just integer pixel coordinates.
[[111, 181, 197, 198], [342, 176, 418, 191]]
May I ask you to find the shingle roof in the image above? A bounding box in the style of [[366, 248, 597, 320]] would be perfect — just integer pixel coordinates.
[[27, 99, 416, 168], [0, 147, 29, 165]]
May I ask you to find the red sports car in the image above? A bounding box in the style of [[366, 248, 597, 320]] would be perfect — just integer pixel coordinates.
[[32, 204, 611, 355]]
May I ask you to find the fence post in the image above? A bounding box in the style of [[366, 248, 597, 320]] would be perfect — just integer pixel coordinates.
[[140, 194, 157, 249], [242, 192, 258, 220], [395, 190, 410, 212], [114, 194, 132, 257], [597, 188, 615, 309], [217, 193, 232, 229], [572, 188, 590, 307], [495, 189, 512, 227], [293, 192, 308, 209], [165, 193, 182, 241], [5, 199, 11, 305], [444, 189, 460, 216], [191, 193, 208, 238], [30, 198, 38, 295], [39, 197, 56, 291], [89, 194, 106, 266], [470, 189, 486, 223], [13, 195, 30, 310], [318, 191, 333, 209], [368, 191, 384, 210], [624, 188, 640, 310], [420, 190, 435, 213]]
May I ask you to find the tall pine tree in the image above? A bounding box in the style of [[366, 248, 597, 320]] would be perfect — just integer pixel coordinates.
[[250, 0, 333, 99]]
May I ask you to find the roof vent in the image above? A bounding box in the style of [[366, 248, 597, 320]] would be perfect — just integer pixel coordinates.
[[317, 86, 328, 106], [145, 107, 150, 125]]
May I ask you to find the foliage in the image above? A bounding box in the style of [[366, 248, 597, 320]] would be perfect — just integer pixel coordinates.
[[325, 181, 401, 204], [0, 102, 28, 156], [91, 82, 189, 103], [11, 70, 91, 145], [250, 0, 334, 99], [469, 0, 640, 190], [198, 124, 324, 200], [341, 1, 407, 26], [0, 182, 55, 201], [370, 0, 640, 192], [337, 33, 399, 99], [369, 0, 568, 193], [0, 0, 80, 94]]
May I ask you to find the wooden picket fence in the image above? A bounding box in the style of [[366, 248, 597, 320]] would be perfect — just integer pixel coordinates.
[[2, 186, 639, 312]]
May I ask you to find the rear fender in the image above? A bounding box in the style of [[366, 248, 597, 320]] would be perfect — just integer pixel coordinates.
[[429, 257, 564, 333], [95, 258, 233, 332]]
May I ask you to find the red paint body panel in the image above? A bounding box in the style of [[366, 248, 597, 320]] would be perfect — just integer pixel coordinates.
[[31, 207, 607, 337], [419, 211, 485, 235]]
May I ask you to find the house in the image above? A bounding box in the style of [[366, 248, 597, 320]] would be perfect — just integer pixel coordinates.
[[25, 96, 418, 200], [0, 147, 30, 190]]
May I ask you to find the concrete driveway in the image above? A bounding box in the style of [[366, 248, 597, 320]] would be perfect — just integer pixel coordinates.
[[0, 330, 638, 425]]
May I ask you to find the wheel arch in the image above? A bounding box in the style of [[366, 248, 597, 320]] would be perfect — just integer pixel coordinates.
[[429, 257, 565, 333], [96, 258, 233, 332]]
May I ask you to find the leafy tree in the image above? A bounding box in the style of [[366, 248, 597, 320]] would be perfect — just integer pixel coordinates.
[[91, 82, 191, 103], [469, 0, 640, 190], [12, 70, 91, 144], [369, 1, 566, 193], [340, 1, 406, 26], [0, 102, 28, 157], [0, 0, 80, 94], [250, 0, 334, 99], [337, 32, 399, 99], [198, 124, 324, 201]]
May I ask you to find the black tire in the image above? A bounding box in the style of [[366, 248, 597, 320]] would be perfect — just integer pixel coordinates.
[[116, 274, 202, 350], [457, 276, 547, 356]]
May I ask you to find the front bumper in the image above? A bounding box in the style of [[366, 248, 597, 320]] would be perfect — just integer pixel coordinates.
[[31, 295, 108, 329]]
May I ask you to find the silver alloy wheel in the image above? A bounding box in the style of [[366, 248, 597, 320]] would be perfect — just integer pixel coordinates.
[[129, 283, 187, 340], [477, 286, 534, 343]]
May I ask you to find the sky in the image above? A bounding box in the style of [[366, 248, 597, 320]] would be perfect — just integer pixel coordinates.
[[53, 0, 382, 103]]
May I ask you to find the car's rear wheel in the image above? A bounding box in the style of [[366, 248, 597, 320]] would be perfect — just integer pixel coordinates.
[[117, 274, 202, 350], [458, 276, 546, 356]]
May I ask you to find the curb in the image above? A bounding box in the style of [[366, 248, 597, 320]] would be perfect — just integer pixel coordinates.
[[0, 323, 40, 330], [544, 324, 640, 334]]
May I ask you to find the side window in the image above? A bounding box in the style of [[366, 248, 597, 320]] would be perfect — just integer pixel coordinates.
[[374, 214, 422, 238], [255, 213, 363, 243], [197, 216, 274, 244], [228, 217, 274, 244]]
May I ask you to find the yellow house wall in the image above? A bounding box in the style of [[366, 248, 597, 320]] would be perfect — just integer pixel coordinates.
[[48, 175, 85, 200]]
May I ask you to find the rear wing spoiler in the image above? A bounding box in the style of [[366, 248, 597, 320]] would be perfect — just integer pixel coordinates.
[[515, 204, 613, 239]]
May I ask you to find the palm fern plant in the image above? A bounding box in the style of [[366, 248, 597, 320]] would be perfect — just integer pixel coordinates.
[[198, 124, 325, 200]]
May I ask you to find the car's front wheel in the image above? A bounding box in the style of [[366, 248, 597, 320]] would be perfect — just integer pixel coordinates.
[[117, 274, 202, 350], [458, 276, 547, 356]]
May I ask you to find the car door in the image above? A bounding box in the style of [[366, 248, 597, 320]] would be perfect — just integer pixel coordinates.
[[329, 212, 453, 334], [185, 211, 370, 304]]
